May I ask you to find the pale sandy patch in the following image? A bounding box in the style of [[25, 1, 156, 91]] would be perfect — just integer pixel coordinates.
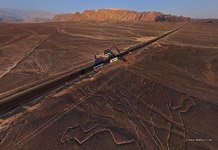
[[136, 36, 156, 42], [53, 86, 76, 98], [0, 113, 23, 130], [53, 76, 96, 98], [25, 103, 42, 112]]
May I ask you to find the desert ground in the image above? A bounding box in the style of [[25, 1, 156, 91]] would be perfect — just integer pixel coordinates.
[[0, 22, 218, 150], [0, 21, 183, 99]]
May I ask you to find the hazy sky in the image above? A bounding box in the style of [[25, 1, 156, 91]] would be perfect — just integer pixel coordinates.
[[0, 0, 217, 18]]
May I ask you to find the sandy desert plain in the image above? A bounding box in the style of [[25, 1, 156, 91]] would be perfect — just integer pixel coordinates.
[[0, 21, 218, 150], [0, 21, 182, 98]]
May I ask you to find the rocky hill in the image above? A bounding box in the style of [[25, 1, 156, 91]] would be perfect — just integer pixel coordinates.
[[0, 8, 55, 23], [53, 9, 190, 22]]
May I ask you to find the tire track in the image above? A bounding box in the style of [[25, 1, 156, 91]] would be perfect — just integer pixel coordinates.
[[0, 35, 49, 80]]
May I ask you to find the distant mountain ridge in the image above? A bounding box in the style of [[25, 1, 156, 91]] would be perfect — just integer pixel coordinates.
[[0, 8, 55, 23], [0, 8, 191, 24], [53, 9, 190, 22]]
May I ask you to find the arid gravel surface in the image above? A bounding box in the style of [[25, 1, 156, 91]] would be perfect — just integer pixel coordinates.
[[0, 21, 182, 99], [0, 22, 218, 150]]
